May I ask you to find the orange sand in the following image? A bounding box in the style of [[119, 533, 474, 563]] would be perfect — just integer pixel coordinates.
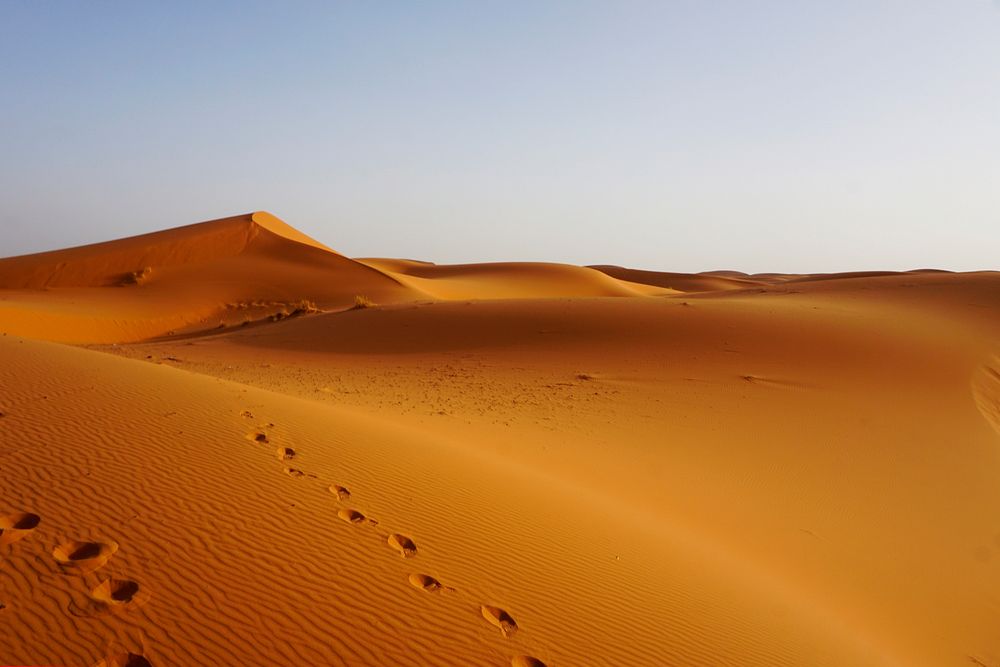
[[1, 212, 998, 666]]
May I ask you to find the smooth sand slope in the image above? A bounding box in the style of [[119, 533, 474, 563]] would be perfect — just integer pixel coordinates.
[[2, 213, 999, 667]]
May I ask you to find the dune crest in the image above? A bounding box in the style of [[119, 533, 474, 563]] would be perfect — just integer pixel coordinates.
[[247, 211, 337, 254]]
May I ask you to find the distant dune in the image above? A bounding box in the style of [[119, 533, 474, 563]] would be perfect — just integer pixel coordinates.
[[589, 264, 768, 292], [1, 213, 998, 667], [359, 257, 672, 299]]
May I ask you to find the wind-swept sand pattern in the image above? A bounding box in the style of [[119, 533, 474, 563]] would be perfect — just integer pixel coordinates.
[[2, 213, 999, 666], [2, 334, 872, 666]]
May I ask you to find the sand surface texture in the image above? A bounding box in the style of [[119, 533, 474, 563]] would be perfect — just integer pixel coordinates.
[[2, 213, 999, 666]]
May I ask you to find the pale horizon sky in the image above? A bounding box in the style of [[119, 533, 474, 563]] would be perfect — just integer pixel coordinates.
[[1, 1, 998, 273]]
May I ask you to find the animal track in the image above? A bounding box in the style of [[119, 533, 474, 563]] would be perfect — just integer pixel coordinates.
[[283, 467, 316, 478], [387, 533, 417, 558], [276, 447, 295, 460], [53, 540, 118, 573], [92, 578, 145, 609], [511, 657, 547, 667], [481, 605, 518, 637], [407, 573, 445, 592], [0, 512, 40, 545], [329, 484, 351, 500]]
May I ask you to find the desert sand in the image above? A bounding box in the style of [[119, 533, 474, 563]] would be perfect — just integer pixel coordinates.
[[1, 212, 999, 666]]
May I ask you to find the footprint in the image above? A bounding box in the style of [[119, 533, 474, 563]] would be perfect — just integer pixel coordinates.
[[481, 605, 518, 637], [246, 430, 269, 444], [511, 658, 547, 667], [93, 653, 153, 667], [283, 467, 318, 479], [53, 540, 118, 573], [0, 512, 41, 545], [276, 447, 295, 461], [388, 533, 417, 558], [240, 410, 254, 418], [407, 573, 445, 592], [329, 485, 351, 501], [337, 509, 367, 524], [92, 578, 148, 609]]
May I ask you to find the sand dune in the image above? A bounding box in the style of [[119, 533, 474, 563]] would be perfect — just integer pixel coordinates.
[[589, 264, 768, 292], [0, 212, 419, 343], [359, 258, 671, 299], [589, 266, 964, 292], [2, 214, 999, 666], [0, 213, 674, 344], [0, 212, 338, 289]]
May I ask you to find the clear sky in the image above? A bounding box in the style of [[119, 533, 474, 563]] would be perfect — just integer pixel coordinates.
[[1, 1, 998, 273]]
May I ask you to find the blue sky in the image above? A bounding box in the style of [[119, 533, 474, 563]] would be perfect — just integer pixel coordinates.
[[1, 1, 998, 272]]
